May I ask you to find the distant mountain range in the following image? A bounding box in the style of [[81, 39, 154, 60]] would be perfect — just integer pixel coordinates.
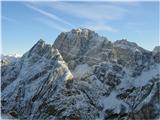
[[1, 54, 21, 66], [1, 28, 160, 120]]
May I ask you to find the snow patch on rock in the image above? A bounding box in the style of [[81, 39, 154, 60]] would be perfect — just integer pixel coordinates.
[[73, 64, 92, 79]]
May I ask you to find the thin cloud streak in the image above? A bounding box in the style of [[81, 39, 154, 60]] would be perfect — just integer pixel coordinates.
[[25, 2, 127, 33], [83, 22, 118, 32], [2, 16, 17, 23], [110, 1, 140, 7], [36, 17, 69, 32], [48, 2, 122, 32], [25, 4, 74, 27], [48, 2, 127, 21]]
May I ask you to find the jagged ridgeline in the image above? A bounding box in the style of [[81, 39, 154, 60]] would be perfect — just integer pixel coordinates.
[[1, 28, 160, 120]]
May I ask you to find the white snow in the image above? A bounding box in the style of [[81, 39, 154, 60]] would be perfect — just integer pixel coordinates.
[[114, 42, 141, 53], [0, 54, 21, 64], [132, 64, 160, 87], [135, 82, 158, 111], [1, 54, 21, 60], [100, 91, 129, 113], [98, 90, 129, 119], [118, 64, 160, 89], [58, 60, 73, 81], [72, 64, 91, 79], [0, 114, 14, 120], [153, 46, 160, 53]]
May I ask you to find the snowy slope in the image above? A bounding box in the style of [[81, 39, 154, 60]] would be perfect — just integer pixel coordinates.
[[1, 28, 160, 120]]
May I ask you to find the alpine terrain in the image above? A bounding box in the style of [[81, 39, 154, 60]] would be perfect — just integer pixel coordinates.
[[1, 28, 160, 120]]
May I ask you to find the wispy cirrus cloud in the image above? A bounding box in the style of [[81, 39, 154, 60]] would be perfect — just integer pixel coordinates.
[[25, 1, 139, 33], [109, 1, 140, 7], [82, 22, 118, 32], [29, 2, 128, 32], [36, 17, 69, 32], [25, 4, 74, 27], [48, 2, 128, 21], [2, 16, 17, 23], [46, 2, 125, 32]]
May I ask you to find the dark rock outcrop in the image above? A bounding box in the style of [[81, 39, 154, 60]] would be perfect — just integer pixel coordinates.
[[1, 28, 160, 120]]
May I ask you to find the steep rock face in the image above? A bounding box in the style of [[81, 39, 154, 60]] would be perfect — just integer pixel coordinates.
[[153, 46, 160, 63], [1, 28, 160, 120], [112, 39, 152, 68], [54, 29, 153, 75], [54, 28, 160, 120], [1, 54, 22, 91], [1, 40, 73, 119], [54, 28, 111, 70], [54, 29, 157, 82]]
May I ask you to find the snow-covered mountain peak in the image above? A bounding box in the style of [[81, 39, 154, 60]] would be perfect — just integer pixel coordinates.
[[113, 39, 140, 51], [1, 39, 74, 119], [71, 28, 96, 35], [22, 39, 65, 62], [1, 29, 160, 120], [56, 28, 102, 43], [114, 39, 137, 46], [27, 39, 48, 54]]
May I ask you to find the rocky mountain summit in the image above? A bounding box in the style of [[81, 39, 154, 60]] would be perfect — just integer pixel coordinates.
[[1, 28, 160, 120]]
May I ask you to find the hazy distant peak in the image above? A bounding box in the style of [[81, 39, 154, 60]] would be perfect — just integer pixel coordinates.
[[71, 28, 95, 33], [0, 54, 21, 66], [153, 46, 160, 53], [114, 39, 138, 47]]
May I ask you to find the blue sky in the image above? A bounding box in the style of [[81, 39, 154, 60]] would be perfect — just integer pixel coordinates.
[[2, 1, 159, 55]]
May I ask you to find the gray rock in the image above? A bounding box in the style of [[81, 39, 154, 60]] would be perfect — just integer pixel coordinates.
[[1, 28, 160, 120]]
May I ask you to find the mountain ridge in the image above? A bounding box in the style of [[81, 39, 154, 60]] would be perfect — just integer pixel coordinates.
[[1, 28, 160, 120]]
